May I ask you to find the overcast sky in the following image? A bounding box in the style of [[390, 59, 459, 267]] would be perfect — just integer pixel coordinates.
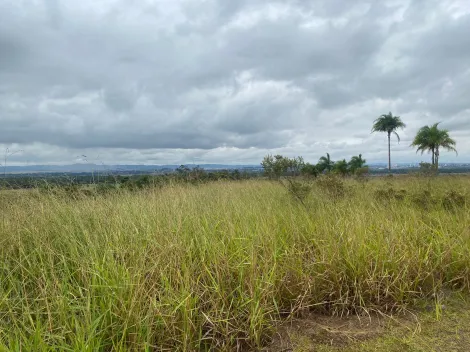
[[1, 0, 469, 165]]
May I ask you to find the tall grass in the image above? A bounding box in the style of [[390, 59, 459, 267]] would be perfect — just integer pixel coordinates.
[[0, 176, 469, 350]]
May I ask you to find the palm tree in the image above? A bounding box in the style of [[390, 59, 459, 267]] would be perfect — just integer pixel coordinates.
[[372, 112, 406, 172], [317, 153, 334, 173], [333, 159, 349, 176], [411, 124, 436, 165], [411, 123, 457, 169], [348, 154, 367, 173]]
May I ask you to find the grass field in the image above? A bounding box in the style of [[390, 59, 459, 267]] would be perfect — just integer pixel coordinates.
[[0, 175, 469, 351]]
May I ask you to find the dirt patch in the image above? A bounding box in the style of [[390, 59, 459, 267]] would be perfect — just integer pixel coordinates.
[[265, 311, 413, 352], [264, 295, 470, 352]]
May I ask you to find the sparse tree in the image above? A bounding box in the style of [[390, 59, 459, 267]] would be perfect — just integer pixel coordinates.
[[372, 112, 406, 172]]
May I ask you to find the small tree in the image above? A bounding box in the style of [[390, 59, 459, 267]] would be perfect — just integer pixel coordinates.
[[189, 166, 206, 181], [261, 155, 290, 179], [261, 155, 276, 179], [176, 165, 191, 175]]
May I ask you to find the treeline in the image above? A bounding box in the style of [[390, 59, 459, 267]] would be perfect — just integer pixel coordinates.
[[261, 153, 368, 179]]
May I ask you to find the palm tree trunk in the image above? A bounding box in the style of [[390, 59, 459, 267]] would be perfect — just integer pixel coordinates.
[[431, 147, 435, 166], [435, 147, 439, 170], [388, 132, 391, 172]]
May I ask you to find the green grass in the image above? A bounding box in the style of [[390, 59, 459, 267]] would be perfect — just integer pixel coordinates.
[[0, 176, 469, 351]]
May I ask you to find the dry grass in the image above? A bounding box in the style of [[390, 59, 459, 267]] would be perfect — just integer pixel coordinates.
[[0, 176, 469, 351]]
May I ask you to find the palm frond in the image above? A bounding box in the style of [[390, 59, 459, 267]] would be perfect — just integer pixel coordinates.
[[393, 131, 401, 143]]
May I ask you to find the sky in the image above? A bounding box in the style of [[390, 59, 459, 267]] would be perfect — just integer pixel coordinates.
[[0, 0, 469, 166]]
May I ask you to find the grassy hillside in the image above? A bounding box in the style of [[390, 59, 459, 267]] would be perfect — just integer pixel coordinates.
[[0, 176, 469, 351]]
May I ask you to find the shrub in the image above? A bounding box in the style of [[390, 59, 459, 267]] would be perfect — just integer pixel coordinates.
[[374, 185, 407, 202], [354, 167, 370, 185], [442, 190, 466, 211], [300, 163, 318, 178], [419, 162, 438, 176], [96, 183, 119, 194], [410, 189, 434, 210], [285, 179, 312, 204], [316, 174, 345, 199]]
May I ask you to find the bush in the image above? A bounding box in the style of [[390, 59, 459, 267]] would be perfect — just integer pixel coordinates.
[[442, 190, 466, 211], [354, 167, 370, 184], [285, 179, 312, 203], [96, 183, 119, 194], [316, 174, 345, 199], [410, 189, 434, 210], [374, 185, 407, 202], [419, 162, 438, 176], [300, 163, 319, 178]]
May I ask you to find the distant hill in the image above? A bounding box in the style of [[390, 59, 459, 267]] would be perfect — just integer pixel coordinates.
[[3, 162, 470, 175], [3, 164, 263, 174]]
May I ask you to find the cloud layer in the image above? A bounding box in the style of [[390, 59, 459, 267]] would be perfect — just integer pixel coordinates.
[[1, 0, 469, 165]]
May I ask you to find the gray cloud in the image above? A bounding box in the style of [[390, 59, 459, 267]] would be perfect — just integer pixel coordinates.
[[0, 0, 469, 165]]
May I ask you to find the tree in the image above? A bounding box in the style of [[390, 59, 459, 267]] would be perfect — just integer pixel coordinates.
[[372, 112, 406, 172], [317, 153, 335, 173], [287, 156, 305, 176], [176, 165, 191, 175], [333, 159, 349, 176], [411, 122, 457, 169], [261, 155, 307, 178], [261, 155, 290, 179], [348, 154, 367, 174], [261, 155, 276, 179]]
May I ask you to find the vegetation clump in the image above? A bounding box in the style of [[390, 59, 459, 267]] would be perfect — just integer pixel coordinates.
[[410, 189, 435, 210], [284, 178, 312, 204], [442, 189, 466, 211], [374, 185, 407, 202], [316, 174, 346, 199]]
